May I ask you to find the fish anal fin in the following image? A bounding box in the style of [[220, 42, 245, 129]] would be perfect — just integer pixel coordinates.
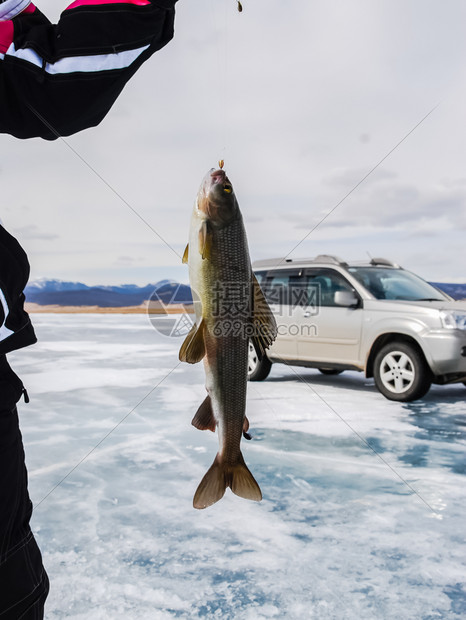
[[198, 221, 212, 260], [179, 319, 206, 364], [192, 395, 216, 432], [193, 452, 262, 510], [182, 244, 189, 264]]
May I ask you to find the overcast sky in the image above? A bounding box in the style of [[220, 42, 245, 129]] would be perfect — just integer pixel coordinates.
[[1, 0, 466, 285]]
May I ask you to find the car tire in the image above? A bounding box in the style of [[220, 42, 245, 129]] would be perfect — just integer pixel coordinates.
[[318, 368, 344, 376], [248, 341, 272, 381], [374, 341, 432, 402]]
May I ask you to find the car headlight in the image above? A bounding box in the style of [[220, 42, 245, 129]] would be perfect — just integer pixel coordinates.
[[440, 310, 466, 330]]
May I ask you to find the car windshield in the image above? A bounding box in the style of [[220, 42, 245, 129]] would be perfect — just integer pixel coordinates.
[[348, 267, 447, 301]]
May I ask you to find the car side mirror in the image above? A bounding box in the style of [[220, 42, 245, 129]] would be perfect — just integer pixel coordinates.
[[334, 290, 359, 307]]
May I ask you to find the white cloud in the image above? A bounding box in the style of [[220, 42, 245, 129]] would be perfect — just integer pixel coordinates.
[[11, 224, 59, 241], [1, 0, 466, 283]]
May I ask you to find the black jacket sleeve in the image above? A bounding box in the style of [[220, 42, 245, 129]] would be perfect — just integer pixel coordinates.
[[0, 0, 177, 140], [0, 224, 37, 355]]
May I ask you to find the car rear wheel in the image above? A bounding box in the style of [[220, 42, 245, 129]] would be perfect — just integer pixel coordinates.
[[374, 342, 431, 402], [247, 341, 272, 381], [318, 368, 344, 375]]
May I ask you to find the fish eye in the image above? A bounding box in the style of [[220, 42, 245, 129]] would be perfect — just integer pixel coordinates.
[[224, 184, 233, 194]]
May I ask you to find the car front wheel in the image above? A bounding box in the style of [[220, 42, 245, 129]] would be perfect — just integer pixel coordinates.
[[373, 342, 431, 402], [247, 341, 272, 381]]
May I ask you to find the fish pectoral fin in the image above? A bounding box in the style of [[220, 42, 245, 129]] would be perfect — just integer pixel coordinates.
[[182, 244, 189, 264], [192, 395, 216, 432], [178, 318, 206, 364], [198, 220, 213, 260], [250, 274, 278, 357], [193, 452, 262, 510]]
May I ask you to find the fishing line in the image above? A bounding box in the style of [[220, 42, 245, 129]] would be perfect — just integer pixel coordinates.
[[209, 0, 231, 164], [26, 102, 181, 260], [283, 363, 440, 516], [222, 0, 229, 161], [278, 102, 441, 265], [248, 361, 438, 515], [35, 362, 181, 509], [253, 103, 443, 514]]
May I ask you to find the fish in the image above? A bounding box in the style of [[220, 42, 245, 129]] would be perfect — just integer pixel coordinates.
[[179, 167, 277, 509]]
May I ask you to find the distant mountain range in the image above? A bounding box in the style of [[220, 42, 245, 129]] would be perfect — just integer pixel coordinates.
[[431, 283, 466, 301], [25, 279, 193, 307], [24, 279, 466, 307]]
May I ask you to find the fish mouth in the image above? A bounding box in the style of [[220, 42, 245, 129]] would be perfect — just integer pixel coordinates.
[[210, 169, 233, 194], [211, 169, 226, 184], [196, 168, 236, 222]]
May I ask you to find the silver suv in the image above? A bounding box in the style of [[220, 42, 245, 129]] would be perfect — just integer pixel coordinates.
[[248, 255, 466, 402]]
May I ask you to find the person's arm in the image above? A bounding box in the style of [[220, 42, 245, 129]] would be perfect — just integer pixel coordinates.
[[0, 0, 177, 139]]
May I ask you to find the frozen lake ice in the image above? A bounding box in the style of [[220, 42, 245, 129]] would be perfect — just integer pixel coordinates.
[[8, 314, 466, 619]]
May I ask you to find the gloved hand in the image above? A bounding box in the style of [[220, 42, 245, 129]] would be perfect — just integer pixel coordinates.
[[152, 0, 178, 8]]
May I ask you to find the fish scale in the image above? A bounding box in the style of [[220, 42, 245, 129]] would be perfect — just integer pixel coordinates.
[[196, 215, 251, 457]]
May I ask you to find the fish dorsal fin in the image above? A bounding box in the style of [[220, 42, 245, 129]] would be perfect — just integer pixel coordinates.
[[250, 274, 278, 357], [192, 395, 216, 432], [198, 220, 212, 260], [179, 318, 206, 364], [182, 243, 189, 264]]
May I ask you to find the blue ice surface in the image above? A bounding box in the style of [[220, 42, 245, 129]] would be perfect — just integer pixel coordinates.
[[8, 314, 466, 619]]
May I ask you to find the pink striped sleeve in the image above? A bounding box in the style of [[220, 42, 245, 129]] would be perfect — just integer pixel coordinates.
[[0, 3, 36, 53], [0, 21, 13, 53], [66, 0, 151, 10]]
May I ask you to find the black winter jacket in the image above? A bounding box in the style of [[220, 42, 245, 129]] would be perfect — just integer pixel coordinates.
[[0, 223, 37, 356], [0, 0, 176, 140]]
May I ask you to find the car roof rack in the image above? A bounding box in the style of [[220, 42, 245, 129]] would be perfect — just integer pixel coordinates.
[[252, 255, 349, 269], [252, 258, 289, 268], [369, 257, 401, 268], [313, 254, 348, 267]]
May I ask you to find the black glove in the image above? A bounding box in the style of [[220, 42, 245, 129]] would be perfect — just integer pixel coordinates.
[[152, 0, 178, 8]]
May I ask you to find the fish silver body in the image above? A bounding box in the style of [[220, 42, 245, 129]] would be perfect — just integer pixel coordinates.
[[180, 168, 277, 509]]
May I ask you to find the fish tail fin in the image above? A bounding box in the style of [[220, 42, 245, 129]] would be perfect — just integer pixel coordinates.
[[193, 452, 262, 510], [193, 454, 226, 509], [230, 452, 262, 503]]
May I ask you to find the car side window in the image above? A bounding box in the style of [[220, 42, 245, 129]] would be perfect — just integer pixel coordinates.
[[254, 271, 267, 286], [259, 269, 304, 306], [305, 269, 355, 307]]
